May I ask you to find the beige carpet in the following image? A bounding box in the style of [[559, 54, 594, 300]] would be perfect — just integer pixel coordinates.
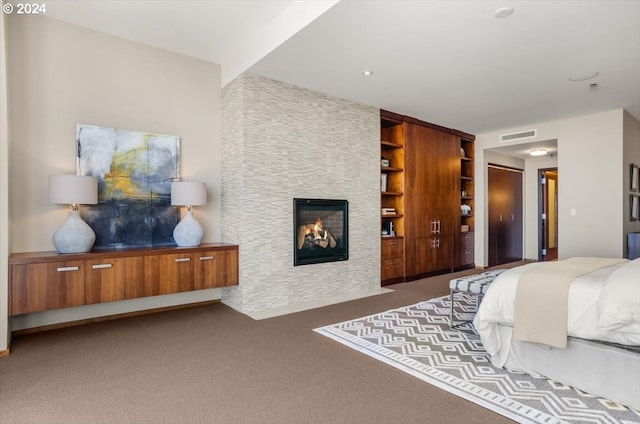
[[0, 265, 526, 424]]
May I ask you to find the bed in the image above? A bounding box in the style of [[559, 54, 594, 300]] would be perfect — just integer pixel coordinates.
[[473, 257, 640, 410]]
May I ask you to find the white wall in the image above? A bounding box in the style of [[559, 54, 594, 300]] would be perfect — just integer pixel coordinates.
[[5, 16, 223, 331], [476, 109, 626, 266], [623, 111, 640, 256]]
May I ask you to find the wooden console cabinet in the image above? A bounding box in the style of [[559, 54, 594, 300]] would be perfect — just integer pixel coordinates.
[[8, 243, 239, 316]]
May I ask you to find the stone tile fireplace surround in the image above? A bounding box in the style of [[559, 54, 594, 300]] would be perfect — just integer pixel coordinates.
[[220, 73, 384, 319]]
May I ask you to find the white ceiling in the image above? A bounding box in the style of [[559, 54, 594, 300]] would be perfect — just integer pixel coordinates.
[[30, 0, 640, 136]]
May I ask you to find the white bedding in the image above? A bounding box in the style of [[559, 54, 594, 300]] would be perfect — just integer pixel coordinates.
[[474, 258, 640, 368]]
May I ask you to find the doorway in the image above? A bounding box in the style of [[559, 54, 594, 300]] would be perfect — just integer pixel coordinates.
[[538, 168, 558, 261], [488, 165, 524, 266]]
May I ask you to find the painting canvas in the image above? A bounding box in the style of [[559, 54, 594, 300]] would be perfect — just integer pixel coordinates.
[[76, 124, 180, 248]]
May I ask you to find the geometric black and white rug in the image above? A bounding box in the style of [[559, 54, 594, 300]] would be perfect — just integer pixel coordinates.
[[314, 295, 640, 424]]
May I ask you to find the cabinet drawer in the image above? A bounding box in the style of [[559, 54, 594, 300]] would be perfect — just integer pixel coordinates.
[[382, 258, 403, 280], [381, 238, 404, 259], [460, 248, 474, 266], [194, 250, 239, 289], [10, 261, 85, 315], [86, 258, 124, 304], [461, 231, 474, 249], [143, 254, 195, 296]]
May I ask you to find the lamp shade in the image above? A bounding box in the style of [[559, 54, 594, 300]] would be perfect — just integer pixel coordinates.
[[49, 175, 98, 205], [171, 182, 207, 206]]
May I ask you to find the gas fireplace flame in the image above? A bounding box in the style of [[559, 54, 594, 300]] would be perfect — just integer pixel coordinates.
[[298, 218, 336, 249], [302, 218, 327, 240]]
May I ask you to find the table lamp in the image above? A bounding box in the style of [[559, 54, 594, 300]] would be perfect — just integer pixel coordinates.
[[49, 174, 98, 253], [171, 181, 207, 247]]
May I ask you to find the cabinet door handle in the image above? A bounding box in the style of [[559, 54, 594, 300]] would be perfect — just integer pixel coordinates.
[[389, 241, 398, 246], [200, 256, 214, 261], [499, 214, 503, 221], [437, 220, 441, 234], [92, 263, 113, 269], [436, 238, 440, 248], [175, 257, 191, 263], [57, 266, 79, 272]]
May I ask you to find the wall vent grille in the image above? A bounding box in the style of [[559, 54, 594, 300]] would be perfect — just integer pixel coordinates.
[[500, 129, 537, 142]]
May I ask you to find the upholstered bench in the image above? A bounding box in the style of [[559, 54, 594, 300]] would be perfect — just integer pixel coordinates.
[[449, 269, 507, 328]]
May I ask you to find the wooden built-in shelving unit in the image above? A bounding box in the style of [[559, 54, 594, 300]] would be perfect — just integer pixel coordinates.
[[380, 110, 405, 285]]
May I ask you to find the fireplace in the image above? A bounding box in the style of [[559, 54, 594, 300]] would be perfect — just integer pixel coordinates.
[[293, 198, 348, 266]]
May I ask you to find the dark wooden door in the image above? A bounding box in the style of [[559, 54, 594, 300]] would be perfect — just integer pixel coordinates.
[[488, 166, 523, 266], [404, 122, 458, 277]]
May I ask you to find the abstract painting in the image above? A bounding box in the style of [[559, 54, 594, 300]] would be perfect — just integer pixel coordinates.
[[76, 124, 180, 248]]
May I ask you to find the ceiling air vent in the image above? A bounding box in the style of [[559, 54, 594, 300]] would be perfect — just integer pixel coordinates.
[[500, 129, 537, 142]]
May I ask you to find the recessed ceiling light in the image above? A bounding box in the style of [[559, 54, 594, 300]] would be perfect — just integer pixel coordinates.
[[529, 149, 548, 157], [494, 7, 514, 18], [362, 70, 374, 76], [569, 71, 599, 82]]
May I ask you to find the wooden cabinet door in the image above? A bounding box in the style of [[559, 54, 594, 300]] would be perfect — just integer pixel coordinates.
[[10, 261, 85, 315], [414, 236, 453, 274], [85, 258, 124, 304], [143, 254, 195, 295], [194, 249, 239, 289], [412, 196, 456, 237], [404, 122, 458, 277], [123, 256, 146, 299]]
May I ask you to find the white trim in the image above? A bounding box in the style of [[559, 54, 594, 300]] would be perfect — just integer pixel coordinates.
[[0, 12, 10, 350]]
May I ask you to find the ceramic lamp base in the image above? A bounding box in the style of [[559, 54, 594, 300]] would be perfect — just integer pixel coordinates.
[[52, 210, 96, 253], [173, 210, 204, 247]]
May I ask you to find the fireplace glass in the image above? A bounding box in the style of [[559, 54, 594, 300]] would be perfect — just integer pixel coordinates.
[[293, 198, 348, 266]]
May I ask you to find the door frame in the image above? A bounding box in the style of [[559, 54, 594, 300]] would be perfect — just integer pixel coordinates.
[[538, 167, 558, 261]]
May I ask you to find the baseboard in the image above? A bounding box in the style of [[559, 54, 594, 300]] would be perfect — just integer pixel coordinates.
[[243, 287, 394, 320], [0, 348, 9, 358]]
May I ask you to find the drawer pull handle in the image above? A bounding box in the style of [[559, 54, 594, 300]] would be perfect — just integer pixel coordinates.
[[200, 256, 214, 261], [92, 263, 113, 269], [57, 266, 79, 272], [389, 241, 398, 246], [175, 258, 191, 263]]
